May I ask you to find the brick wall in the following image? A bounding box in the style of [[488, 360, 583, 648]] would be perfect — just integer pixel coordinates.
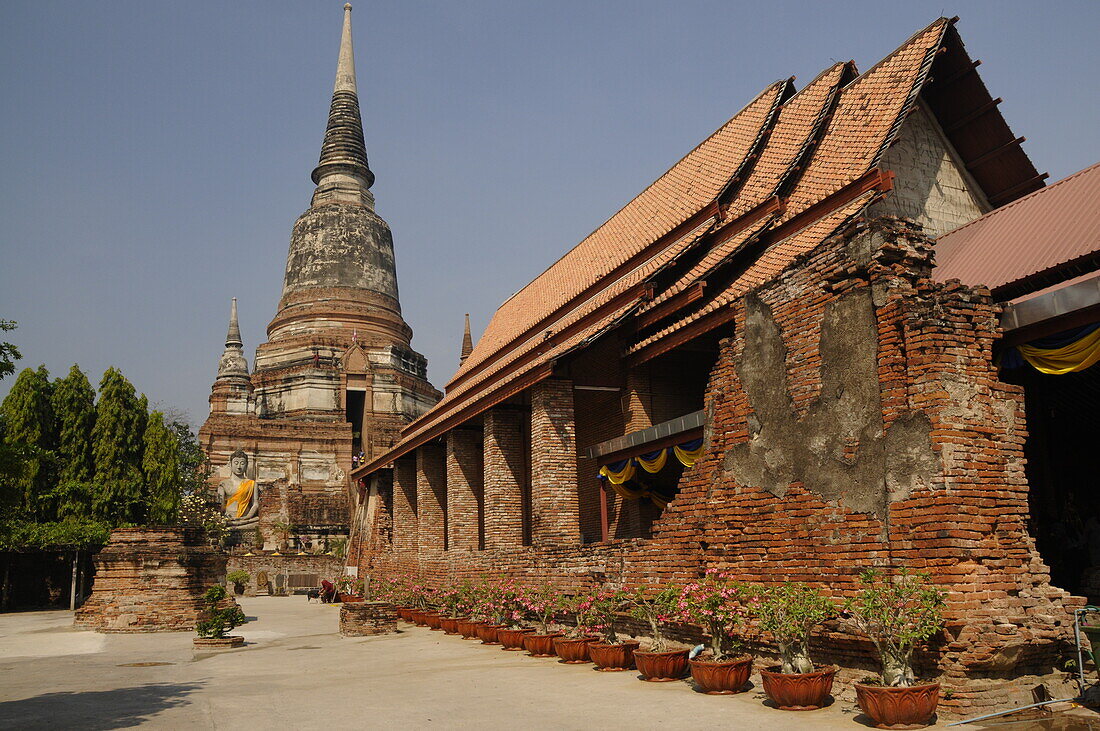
[[446, 427, 484, 550], [353, 216, 1078, 715], [482, 407, 526, 549], [530, 379, 581, 546], [391, 457, 418, 553], [416, 443, 447, 553]]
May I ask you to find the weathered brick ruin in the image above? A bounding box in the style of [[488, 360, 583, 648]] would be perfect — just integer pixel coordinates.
[[74, 528, 227, 633], [342, 18, 1091, 714]]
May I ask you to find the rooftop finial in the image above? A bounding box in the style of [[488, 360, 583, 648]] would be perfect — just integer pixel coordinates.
[[460, 314, 473, 365]]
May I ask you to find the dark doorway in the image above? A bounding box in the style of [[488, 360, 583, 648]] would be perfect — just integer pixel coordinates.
[[1005, 359, 1100, 600], [346, 389, 366, 457]]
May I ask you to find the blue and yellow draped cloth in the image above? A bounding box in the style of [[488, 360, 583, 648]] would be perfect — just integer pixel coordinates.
[[596, 438, 706, 507], [1003, 323, 1100, 375]]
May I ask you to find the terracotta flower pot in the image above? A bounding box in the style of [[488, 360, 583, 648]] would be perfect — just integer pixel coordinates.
[[689, 655, 753, 694], [424, 612, 443, 630], [410, 609, 427, 626], [760, 665, 836, 711], [457, 619, 484, 639], [396, 607, 413, 622], [523, 632, 563, 657], [553, 637, 594, 664], [476, 623, 503, 645], [855, 682, 940, 729], [439, 616, 461, 635], [497, 627, 534, 651], [338, 593, 364, 603], [588, 641, 640, 671], [634, 649, 690, 681]]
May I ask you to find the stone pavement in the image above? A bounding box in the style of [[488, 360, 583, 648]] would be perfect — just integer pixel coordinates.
[[0, 596, 1057, 730]]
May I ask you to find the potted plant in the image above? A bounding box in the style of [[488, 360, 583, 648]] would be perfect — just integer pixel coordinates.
[[845, 568, 946, 729], [226, 570, 251, 596], [627, 583, 690, 681], [193, 585, 247, 649], [585, 588, 639, 671], [679, 570, 757, 694], [757, 582, 837, 710], [453, 582, 483, 638], [519, 583, 564, 657], [437, 585, 463, 635], [472, 580, 505, 645], [336, 576, 365, 603], [553, 592, 602, 663], [271, 518, 292, 553], [494, 580, 534, 651]]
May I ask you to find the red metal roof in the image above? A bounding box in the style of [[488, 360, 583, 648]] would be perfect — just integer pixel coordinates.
[[934, 162, 1100, 298]]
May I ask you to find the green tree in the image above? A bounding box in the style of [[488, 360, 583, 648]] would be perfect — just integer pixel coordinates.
[[52, 365, 96, 483], [0, 366, 57, 519], [0, 320, 20, 381], [142, 410, 180, 524], [91, 368, 146, 523]]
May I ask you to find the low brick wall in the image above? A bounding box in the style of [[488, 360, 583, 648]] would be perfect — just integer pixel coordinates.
[[226, 553, 342, 596], [339, 601, 397, 636], [74, 527, 226, 633]]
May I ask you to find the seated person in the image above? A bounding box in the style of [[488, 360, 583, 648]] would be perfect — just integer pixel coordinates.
[[320, 579, 336, 603]]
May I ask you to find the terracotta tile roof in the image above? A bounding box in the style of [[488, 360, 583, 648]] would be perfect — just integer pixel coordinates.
[[351, 17, 991, 477], [934, 161, 1100, 298], [627, 192, 877, 357], [779, 19, 948, 222], [448, 81, 789, 390], [639, 62, 851, 314]]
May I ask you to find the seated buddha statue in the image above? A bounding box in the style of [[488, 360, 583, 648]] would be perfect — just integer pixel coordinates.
[[217, 449, 260, 526]]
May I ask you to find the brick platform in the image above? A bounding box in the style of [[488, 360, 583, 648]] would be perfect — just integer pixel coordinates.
[[339, 601, 397, 636], [74, 527, 227, 633]]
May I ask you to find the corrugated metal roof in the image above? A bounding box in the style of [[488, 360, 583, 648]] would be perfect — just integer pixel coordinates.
[[934, 162, 1100, 297]]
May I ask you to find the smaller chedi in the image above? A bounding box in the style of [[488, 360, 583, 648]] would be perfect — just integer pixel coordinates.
[[217, 449, 259, 527]]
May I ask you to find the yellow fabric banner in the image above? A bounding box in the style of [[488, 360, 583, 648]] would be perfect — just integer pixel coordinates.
[[636, 449, 668, 474], [1018, 326, 1100, 375], [673, 443, 705, 467], [226, 479, 256, 518], [598, 462, 635, 485]]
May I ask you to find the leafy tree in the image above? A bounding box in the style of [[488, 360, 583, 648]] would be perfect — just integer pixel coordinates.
[[91, 368, 145, 523], [0, 320, 20, 382], [52, 365, 96, 483], [0, 366, 57, 519], [143, 410, 180, 524]]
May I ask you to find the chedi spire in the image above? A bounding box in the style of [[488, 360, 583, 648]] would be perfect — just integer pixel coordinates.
[[311, 3, 375, 207], [216, 298, 249, 382], [460, 314, 473, 365]]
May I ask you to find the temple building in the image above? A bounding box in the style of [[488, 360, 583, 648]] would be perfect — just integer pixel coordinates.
[[348, 17, 1099, 713], [199, 4, 440, 549]]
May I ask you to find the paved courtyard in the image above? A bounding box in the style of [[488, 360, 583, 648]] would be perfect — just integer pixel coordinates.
[[0, 597, 1089, 730]]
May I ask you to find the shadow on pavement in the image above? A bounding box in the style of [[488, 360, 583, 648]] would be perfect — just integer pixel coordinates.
[[0, 682, 202, 730]]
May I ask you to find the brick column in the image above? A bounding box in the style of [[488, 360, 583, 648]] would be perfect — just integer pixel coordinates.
[[483, 407, 526, 549], [446, 428, 483, 550], [530, 379, 581, 546], [391, 457, 418, 553], [624, 365, 654, 433], [416, 444, 447, 553]]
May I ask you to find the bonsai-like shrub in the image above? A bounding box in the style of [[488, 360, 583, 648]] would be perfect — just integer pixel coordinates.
[[844, 568, 945, 687], [584, 588, 630, 644], [628, 583, 682, 652], [518, 583, 564, 635], [757, 583, 834, 674], [225, 570, 250, 593], [195, 585, 246, 639], [678, 570, 757, 661]]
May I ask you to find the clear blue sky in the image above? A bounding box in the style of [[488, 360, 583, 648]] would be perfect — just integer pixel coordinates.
[[2, 1, 1098, 427]]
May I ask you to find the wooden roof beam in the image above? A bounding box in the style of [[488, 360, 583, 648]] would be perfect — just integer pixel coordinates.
[[943, 97, 1002, 133], [968, 137, 1026, 169]]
